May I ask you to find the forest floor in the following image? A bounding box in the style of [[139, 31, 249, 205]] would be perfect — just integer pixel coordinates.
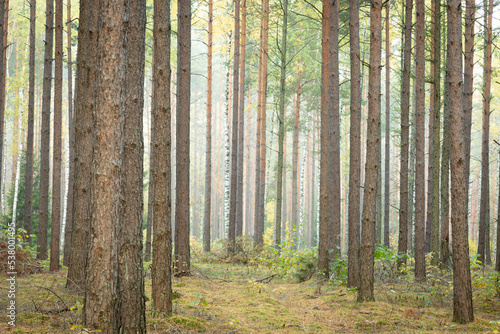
[[0, 257, 499, 333]]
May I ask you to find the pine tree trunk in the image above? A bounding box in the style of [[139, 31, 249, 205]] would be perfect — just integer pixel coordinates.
[[83, 0, 128, 329], [414, 0, 426, 282], [0, 0, 5, 215], [151, 0, 172, 310], [358, 0, 382, 302], [224, 36, 232, 240], [479, 0, 493, 266], [63, 0, 74, 267], [274, 0, 287, 248], [398, 0, 412, 269], [145, 63, 154, 262], [67, 0, 97, 289], [383, 2, 390, 248], [38, 0, 54, 261], [49, 0, 63, 273], [118, 0, 147, 329], [24, 0, 36, 246], [236, 0, 246, 239], [430, 0, 441, 266], [203, 0, 213, 252], [441, 51, 451, 267], [292, 89, 299, 237], [174, 0, 191, 276], [448, 0, 474, 323], [347, 0, 361, 287]]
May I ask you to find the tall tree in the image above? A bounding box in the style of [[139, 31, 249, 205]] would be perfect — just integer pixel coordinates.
[[151, 0, 172, 313], [254, 0, 269, 247], [118, 0, 147, 329], [38, 0, 54, 261], [83, 0, 129, 329], [347, 0, 361, 287], [478, 0, 493, 266], [414, 0, 426, 282], [383, 1, 390, 248], [398, 0, 412, 269], [236, 0, 247, 238], [448, 0, 474, 323], [358, 0, 382, 302], [50, 0, 63, 272], [67, 0, 97, 289], [63, 0, 74, 267], [203, 0, 213, 252], [430, 0, 441, 266], [0, 0, 4, 211], [228, 0, 241, 252], [441, 55, 451, 267], [24, 0, 36, 245], [292, 81, 300, 236], [175, 0, 191, 275]]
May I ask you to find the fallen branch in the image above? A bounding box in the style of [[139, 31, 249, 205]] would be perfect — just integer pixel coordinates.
[[256, 274, 277, 283]]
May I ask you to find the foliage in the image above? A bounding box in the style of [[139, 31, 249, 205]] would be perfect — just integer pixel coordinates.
[[374, 245, 409, 282]]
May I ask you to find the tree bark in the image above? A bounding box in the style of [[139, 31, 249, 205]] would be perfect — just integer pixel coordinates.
[[63, 0, 75, 267], [83, 0, 128, 329], [358, 0, 381, 302], [414, 0, 426, 282], [398, 0, 412, 269], [203, 0, 213, 252], [174, 0, 191, 276], [24, 0, 36, 246], [118, 0, 147, 329], [448, 0, 474, 323], [383, 1, 390, 248], [441, 50, 451, 267], [478, 0, 493, 266], [0, 0, 4, 216], [49, 0, 63, 273], [38, 0, 54, 261]]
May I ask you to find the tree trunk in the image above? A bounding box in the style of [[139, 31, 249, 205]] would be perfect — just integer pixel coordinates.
[[441, 50, 451, 267], [203, 0, 213, 252], [414, 0, 426, 282], [398, 0, 412, 269], [0, 0, 4, 217], [118, 0, 147, 329], [347, 0, 361, 287], [478, 0, 493, 266], [83, 0, 128, 329], [448, 0, 474, 323], [151, 0, 172, 312], [358, 0, 381, 302], [383, 1, 390, 248], [38, 0, 54, 261], [274, 0, 288, 248], [24, 0, 36, 246], [67, 0, 97, 289], [49, 0, 63, 273], [228, 0, 240, 253], [174, 0, 191, 276], [63, 0, 74, 267], [430, 0, 441, 266], [236, 0, 247, 239], [292, 88, 299, 238], [224, 35, 232, 240], [145, 62, 154, 262]]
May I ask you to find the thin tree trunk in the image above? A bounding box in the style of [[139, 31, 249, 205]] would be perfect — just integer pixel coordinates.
[[49, 0, 63, 273], [24, 0, 36, 246], [0, 0, 5, 215], [358, 0, 381, 302], [292, 88, 299, 237], [63, 0, 74, 267], [347, 0, 361, 287], [145, 56, 154, 262], [448, 0, 474, 323], [441, 49, 451, 267], [174, 0, 191, 275], [414, 0, 426, 282], [236, 0, 246, 239], [67, 0, 97, 289], [224, 35, 232, 239], [398, 0, 412, 269], [203, 0, 213, 252], [228, 0, 240, 253], [478, 0, 493, 266], [383, 1, 390, 248], [38, 0, 54, 261], [430, 0, 441, 266]]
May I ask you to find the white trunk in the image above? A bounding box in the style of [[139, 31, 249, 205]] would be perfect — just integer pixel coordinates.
[[223, 34, 232, 238], [12, 111, 24, 229], [298, 117, 310, 247]]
